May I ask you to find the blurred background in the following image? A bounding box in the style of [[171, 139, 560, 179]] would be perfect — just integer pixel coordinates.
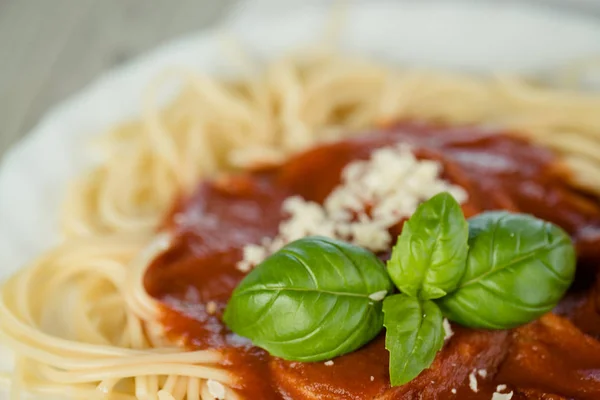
[[0, 0, 599, 157]]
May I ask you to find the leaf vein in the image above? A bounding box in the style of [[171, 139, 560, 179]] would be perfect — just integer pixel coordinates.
[[459, 244, 564, 290]]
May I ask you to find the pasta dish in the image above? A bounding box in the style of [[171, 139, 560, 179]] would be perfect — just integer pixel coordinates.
[[1, 47, 600, 400]]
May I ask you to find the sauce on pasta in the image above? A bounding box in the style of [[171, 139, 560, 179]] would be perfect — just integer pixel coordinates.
[[145, 122, 600, 399]]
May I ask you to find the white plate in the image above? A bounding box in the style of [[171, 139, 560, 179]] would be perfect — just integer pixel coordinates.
[[0, 0, 599, 396]]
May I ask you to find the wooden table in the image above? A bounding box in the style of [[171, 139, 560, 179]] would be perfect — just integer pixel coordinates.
[[0, 0, 236, 156], [0, 0, 598, 158]]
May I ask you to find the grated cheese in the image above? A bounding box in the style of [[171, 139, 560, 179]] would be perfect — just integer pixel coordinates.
[[237, 144, 467, 271], [370, 376, 375, 382], [237, 244, 268, 272], [468, 369, 478, 393], [207, 379, 226, 399], [492, 384, 513, 400], [443, 318, 454, 340], [477, 369, 487, 378], [206, 301, 217, 315], [492, 391, 513, 400], [451, 388, 457, 394], [324, 360, 334, 366], [368, 290, 388, 301]]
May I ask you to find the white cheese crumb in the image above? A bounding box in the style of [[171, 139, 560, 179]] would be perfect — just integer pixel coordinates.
[[370, 376, 375, 382], [206, 301, 217, 315], [350, 220, 391, 251], [477, 369, 487, 378], [236, 244, 267, 272], [207, 379, 225, 399], [492, 391, 513, 400], [368, 290, 388, 301], [468, 369, 478, 393], [443, 318, 454, 340], [324, 360, 334, 366], [236, 261, 252, 273], [236, 143, 468, 270], [492, 383, 513, 399], [451, 388, 457, 394]]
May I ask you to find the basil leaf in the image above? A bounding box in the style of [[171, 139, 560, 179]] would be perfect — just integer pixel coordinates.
[[383, 294, 445, 386], [387, 192, 469, 300], [438, 211, 576, 329], [223, 236, 394, 361]]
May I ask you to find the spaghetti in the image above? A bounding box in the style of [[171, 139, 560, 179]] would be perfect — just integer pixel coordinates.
[[2, 52, 600, 399]]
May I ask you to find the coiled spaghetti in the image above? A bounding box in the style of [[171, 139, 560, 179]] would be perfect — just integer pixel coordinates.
[[2, 52, 600, 399]]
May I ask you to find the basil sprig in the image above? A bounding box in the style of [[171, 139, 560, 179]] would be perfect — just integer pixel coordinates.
[[224, 192, 576, 388], [382, 196, 575, 385]]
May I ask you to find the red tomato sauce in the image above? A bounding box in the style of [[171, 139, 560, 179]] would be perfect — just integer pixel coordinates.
[[144, 122, 600, 399]]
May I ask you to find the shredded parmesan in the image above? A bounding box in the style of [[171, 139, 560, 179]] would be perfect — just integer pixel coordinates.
[[368, 290, 388, 301], [477, 369, 487, 378], [468, 369, 479, 393], [370, 376, 375, 382], [443, 318, 454, 340], [237, 244, 268, 272], [492, 384, 513, 400], [207, 380, 226, 399], [451, 388, 457, 394], [324, 360, 334, 366], [492, 391, 513, 400], [206, 301, 217, 315], [237, 144, 467, 271]]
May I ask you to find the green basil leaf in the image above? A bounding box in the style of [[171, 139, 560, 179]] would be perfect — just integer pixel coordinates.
[[438, 211, 576, 329], [387, 192, 469, 300], [223, 236, 394, 361], [383, 294, 445, 386]]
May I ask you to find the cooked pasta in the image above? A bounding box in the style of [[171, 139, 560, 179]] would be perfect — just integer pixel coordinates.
[[2, 51, 600, 399]]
